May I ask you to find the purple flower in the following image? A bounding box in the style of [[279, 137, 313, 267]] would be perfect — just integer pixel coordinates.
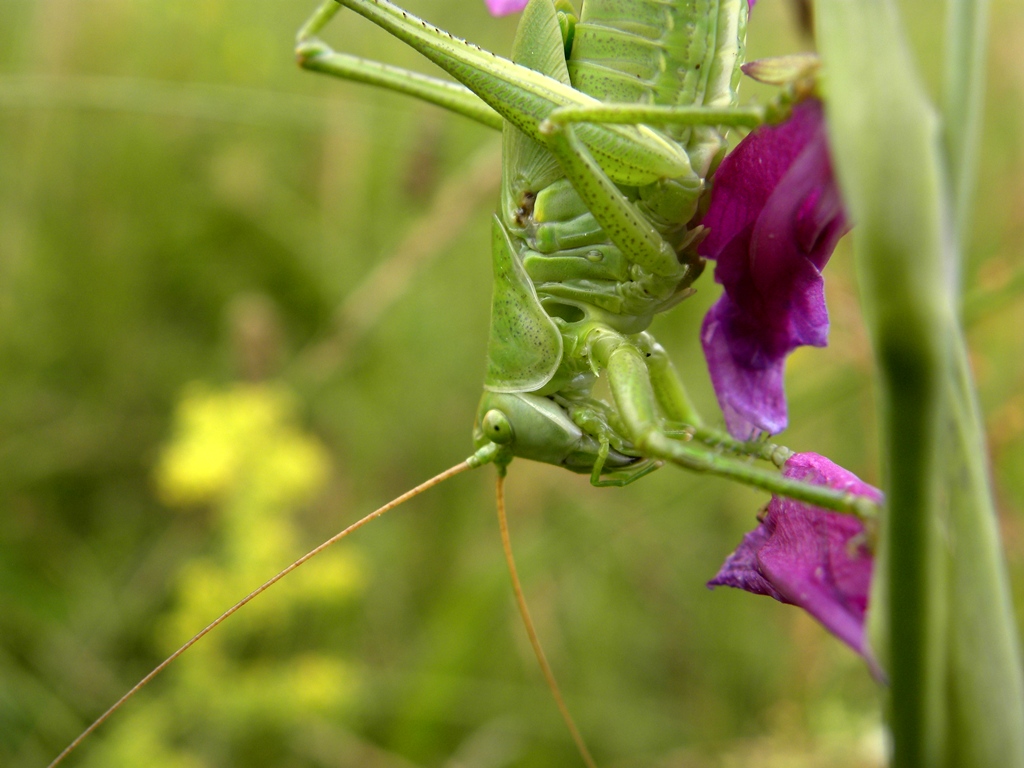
[[699, 99, 850, 439], [708, 453, 882, 676], [485, 0, 529, 15]]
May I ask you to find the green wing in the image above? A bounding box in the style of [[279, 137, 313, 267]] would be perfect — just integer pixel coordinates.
[[484, 216, 563, 393], [486, 0, 570, 393]]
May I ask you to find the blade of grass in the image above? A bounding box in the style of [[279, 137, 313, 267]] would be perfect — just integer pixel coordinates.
[[818, 2, 1024, 766], [943, 0, 990, 249], [817, 1, 953, 764]]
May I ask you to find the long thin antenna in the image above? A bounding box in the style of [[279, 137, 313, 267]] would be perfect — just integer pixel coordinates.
[[48, 458, 476, 768], [495, 474, 599, 768]]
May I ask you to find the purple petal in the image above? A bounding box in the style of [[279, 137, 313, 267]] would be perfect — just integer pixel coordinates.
[[701, 299, 788, 436], [485, 0, 529, 16], [708, 453, 883, 676], [699, 100, 849, 439]]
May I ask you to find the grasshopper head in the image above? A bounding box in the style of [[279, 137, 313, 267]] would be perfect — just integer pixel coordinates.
[[473, 391, 636, 474]]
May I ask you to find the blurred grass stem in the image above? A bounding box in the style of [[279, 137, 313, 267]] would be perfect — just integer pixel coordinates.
[[0, 74, 352, 128], [818, 0, 1024, 765], [943, 0, 990, 249], [292, 139, 502, 382]]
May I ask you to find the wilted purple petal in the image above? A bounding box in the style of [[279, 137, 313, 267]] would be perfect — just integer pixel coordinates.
[[709, 453, 882, 676], [485, 0, 529, 16], [699, 100, 849, 439]]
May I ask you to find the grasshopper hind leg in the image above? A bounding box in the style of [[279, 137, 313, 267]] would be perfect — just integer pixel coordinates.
[[295, 0, 502, 130]]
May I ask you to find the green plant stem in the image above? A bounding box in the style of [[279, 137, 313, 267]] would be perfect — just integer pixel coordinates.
[[944, 330, 1024, 764], [817, 1, 952, 764], [942, 0, 1024, 759], [818, 1, 1024, 766], [944, 0, 990, 248]]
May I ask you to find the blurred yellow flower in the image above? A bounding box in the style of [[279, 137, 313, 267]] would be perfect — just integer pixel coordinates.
[[154, 383, 329, 509], [81, 382, 362, 768]]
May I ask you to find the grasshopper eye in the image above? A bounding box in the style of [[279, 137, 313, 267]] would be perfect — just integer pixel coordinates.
[[482, 409, 514, 444]]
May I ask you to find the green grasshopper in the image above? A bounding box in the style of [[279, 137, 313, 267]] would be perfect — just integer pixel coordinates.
[[48, 2, 874, 765], [296, 0, 869, 515], [293, 4, 874, 758]]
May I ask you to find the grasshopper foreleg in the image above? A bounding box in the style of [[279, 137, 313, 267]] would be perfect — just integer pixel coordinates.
[[559, 397, 661, 486]]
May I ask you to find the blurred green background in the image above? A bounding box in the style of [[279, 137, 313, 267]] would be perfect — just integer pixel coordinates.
[[1, 1, 1022, 766]]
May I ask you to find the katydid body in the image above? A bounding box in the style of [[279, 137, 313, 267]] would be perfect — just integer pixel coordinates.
[[298, 0, 871, 515], [475, 0, 744, 482], [44, 4, 876, 765]]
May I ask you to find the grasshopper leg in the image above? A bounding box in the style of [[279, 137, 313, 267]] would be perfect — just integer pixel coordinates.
[[296, 0, 502, 129], [640, 335, 793, 467], [590, 454, 661, 487], [544, 103, 767, 131], [540, 120, 685, 279], [571, 411, 659, 487], [536, 100, 774, 284], [589, 331, 877, 517], [640, 335, 703, 428]]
